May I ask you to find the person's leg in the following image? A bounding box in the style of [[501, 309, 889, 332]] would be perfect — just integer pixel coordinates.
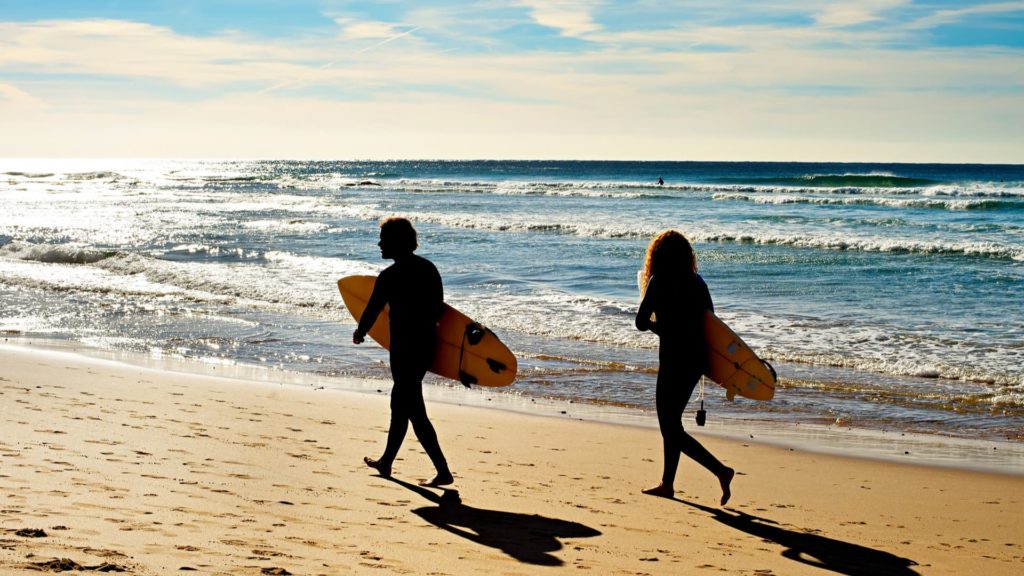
[[678, 431, 726, 474], [643, 365, 687, 497], [644, 362, 733, 504], [364, 361, 414, 477], [391, 351, 452, 486], [656, 381, 684, 487], [403, 372, 452, 485], [381, 385, 411, 463], [678, 430, 734, 505], [669, 369, 733, 505]]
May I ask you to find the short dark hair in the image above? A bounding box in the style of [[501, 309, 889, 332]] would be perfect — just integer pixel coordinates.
[[379, 217, 418, 253]]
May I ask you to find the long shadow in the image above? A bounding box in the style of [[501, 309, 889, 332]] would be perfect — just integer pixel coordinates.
[[681, 500, 920, 576], [386, 477, 601, 566]]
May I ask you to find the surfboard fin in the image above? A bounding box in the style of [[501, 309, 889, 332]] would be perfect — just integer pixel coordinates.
[[458, 370, 477, 388], [486, 358, 507, 374], [465, 323, 486, 346]]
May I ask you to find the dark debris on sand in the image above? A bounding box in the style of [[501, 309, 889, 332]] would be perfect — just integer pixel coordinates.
[[24, 557, 127, 572]]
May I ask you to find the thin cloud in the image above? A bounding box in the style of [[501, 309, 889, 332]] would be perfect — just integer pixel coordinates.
[[518, 0, 603, 38], [814, 0, 910, 28], [356, 26, 421, 53], [0, 83, 48, 109], [337, 20, 404, 40], [908, 1, 1024, 30], [1, 3, 1021, 161]]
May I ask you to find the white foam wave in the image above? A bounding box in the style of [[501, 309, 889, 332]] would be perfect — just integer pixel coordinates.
[[243, 219, 330, 233], [712, 192, 1019, 211], [89, 253, 374, 314], [358, 206, 1024, 261], [0, 246, 381, 317], [383, 178, 1024, 199], [165, 244, 261, 259], [448, 282, 1024, 390], [0, 241, 115, 264], [0, 258, 184, 297], [450, 285, 644, 350], [767, 349, 1023, 390]]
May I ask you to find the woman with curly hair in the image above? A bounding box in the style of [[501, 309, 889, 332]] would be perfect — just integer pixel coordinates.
[[636, 230, 734, 505]]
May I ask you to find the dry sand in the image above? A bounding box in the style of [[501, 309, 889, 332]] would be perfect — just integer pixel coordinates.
[[1, 344, 1021, 575]]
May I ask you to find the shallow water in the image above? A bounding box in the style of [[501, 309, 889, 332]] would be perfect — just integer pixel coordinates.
[[1, 159, 1022, 452]]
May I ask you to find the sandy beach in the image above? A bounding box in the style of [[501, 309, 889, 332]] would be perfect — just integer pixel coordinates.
[[1, 344, 1021, 575]]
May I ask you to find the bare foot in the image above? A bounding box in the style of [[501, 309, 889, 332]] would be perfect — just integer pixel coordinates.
[[641, 483, 674, 498], [420, 470, 454, 487], [363, 456, 391, 478], [719, 467, 734, 506]]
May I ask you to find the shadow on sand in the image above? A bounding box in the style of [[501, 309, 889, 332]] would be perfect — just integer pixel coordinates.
[[387, 477, 601, 566], [681, 500, 920, 576]]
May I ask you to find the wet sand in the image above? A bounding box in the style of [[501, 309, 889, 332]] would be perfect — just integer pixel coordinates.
[[1, 344, 1021, 574]]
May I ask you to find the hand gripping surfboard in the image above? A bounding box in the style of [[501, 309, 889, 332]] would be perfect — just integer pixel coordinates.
[[338, 275, 517, 387]]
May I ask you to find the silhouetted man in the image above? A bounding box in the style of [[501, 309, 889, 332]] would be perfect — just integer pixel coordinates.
[[353, 217, 453, 487]]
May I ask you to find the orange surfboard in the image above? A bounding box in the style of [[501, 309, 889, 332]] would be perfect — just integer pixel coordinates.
[[338, 275, 517, 387], [704, 310, 776, 401]]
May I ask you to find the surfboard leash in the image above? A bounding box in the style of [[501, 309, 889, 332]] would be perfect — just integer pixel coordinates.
[[696, 376, 707, 426]]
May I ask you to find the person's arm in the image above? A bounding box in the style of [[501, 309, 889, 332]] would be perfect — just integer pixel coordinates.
[[432, 265, 444, 324], [635, 276, 659, 335], [698, 274, 714, 314], [353, 274, 388, 344]]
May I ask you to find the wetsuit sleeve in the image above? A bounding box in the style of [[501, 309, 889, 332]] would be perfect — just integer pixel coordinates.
[[357, 270, 390, 336], [432, 265, 444, 323], [699, 275, 714, 314], [636, 276, 658, 333]]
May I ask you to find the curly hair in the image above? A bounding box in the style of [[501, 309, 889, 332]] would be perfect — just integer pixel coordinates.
[[640, 229, 697, 296]]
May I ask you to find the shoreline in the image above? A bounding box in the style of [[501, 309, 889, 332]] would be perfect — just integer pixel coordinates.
[[2, 341, 1022, 574], [3, 337, 1022, 477]]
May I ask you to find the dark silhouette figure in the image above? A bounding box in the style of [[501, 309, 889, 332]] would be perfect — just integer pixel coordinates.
[[354, 217, 453, 487], [636, 230, 734, 504], [657, 177, 664, 186], [682, 500, 920, 576], [387, 477, 602, 566]]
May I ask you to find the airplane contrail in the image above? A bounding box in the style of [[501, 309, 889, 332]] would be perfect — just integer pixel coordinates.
[[357, 26, 421, 54]]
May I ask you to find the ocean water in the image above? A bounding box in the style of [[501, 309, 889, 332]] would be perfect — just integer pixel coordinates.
[[1, 159, 1022, 452]]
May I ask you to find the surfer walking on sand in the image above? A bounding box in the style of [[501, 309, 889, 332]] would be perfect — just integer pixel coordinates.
[[353, 217, 454, 487], [636, 230, 734, 505]]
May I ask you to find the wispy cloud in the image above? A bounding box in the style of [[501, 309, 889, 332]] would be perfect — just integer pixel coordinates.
[[338, 20, 402, 40], [815, 1, 910, 28], [908, 1, 1024, 30], [0, 19, 299, 87], [0, 2, 1021, 161], [518, 0, 603, 38], [0, 83, 47, 109]]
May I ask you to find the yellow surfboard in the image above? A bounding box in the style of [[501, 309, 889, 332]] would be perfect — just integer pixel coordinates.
[[704, 310, 776, 401], [338, 275, 517, 387]]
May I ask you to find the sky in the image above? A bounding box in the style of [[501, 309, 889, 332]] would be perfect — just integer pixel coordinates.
[[1, 1, 1022, 162]]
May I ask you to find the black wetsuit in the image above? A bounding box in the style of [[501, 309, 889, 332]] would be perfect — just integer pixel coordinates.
[[637, 273, 727, 485], [358, 253, 448, 472]]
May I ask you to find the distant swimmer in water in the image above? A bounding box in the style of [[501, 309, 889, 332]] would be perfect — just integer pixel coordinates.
[[636, 230, 735, 505], [657, 177, 664, 186]]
